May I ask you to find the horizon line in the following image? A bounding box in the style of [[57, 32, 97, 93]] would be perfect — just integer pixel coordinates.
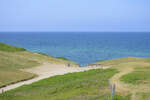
[[0, 31, 150, 33]]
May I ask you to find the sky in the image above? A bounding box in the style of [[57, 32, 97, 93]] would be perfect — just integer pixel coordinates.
[[0, 0, 150, 32]]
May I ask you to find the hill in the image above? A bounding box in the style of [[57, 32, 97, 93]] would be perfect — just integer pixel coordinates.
[[92, 57, 150, 100], [0, 42, 78, 88]]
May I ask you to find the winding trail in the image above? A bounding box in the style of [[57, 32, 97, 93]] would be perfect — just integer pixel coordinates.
[[110, 66, 134, 94], [0, 63, 106, 94], [110, 65, 137, 100]]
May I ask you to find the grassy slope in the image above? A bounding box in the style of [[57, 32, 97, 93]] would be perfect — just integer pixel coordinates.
[[56, 57, 71, 61], [0, 42, 78, 88], [93, 57, 150, 65], [0, 69, 130, 100], [93, 57, 150, 100], [0, 43, 26, 52], [120, 66, 150, 84]]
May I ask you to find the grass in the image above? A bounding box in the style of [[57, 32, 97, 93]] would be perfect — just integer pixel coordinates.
[[0, 42, 26, 52], [93, 57, 150, 66], [37, 52, 49, 56], [120, 66, 150, 84], [0, 69, 130, 100], [56, 57, 71, 61], [92, 57, 150, 100], [0, 42, 78, 88], [0, 51, 39, 88], [136, 92, 150, 100]]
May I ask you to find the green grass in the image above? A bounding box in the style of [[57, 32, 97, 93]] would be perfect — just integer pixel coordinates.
[[56, 57, 71, 61], [113, 94, 131, 100], [120, 66, 150, 84], [0, 42, 26, 52], [92, 57, 150, 100], [0, 69, 130, 100], [37, 52, 48, 56]]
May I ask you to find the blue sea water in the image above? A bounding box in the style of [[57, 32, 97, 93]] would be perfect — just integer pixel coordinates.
[[0, 32, 150, 66]]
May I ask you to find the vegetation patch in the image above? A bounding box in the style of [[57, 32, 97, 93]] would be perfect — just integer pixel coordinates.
[[0, 51, 39, 87], [0, 42, 26, 52], [0, 69, 127, 100], [137, 92, 150, 100], [37, 52, 49, 56], [113, 94, 131, 100], [93, 57, 150, 66], [56, 57, 70, 61], [120, 66, 150, 84], [92, 57, 150, 100], [0, 70, 36, 88]]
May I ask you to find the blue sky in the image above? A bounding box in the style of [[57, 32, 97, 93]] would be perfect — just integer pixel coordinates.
[[0, 0, 150, 32]]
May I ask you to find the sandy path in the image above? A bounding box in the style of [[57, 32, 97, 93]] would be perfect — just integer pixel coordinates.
[[110, 65, 136, 100], [110, 66, 134, 94], [0, 63, 104, 94]]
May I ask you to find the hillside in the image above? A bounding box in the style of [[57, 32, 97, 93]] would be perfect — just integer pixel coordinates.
[[0, 42, 78, 88], [92, 57, 150, 100], [1, 43, 150, 100]]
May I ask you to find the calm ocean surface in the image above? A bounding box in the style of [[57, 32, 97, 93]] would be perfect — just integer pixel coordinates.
[[0, 32, 150, 66]]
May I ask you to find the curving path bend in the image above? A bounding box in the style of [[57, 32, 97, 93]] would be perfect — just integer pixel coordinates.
[[0, 63, 108, 94]]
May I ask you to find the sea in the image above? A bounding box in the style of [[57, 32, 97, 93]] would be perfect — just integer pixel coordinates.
[[0, 32, 150, 66]]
